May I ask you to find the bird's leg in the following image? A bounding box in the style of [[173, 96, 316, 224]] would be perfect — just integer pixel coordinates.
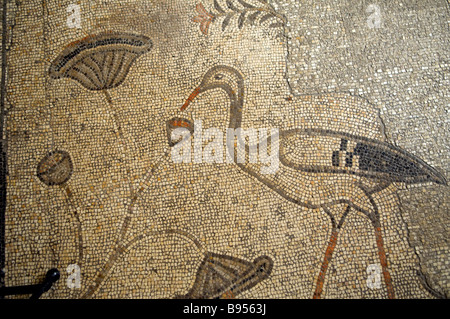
[[360, 185, 396, 299], [312, 227, 337, 299], [372, 219, 395, 299], [313, 205, 350, 299]]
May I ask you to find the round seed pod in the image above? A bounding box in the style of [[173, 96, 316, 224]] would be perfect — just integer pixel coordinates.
[[37, 150, 73, 186]]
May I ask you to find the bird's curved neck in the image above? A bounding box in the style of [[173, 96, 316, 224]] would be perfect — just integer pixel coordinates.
[[215, 82, 244, 130]]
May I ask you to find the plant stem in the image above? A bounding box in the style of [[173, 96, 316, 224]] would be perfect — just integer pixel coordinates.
[[80, 228, 205, 298], [81, 147, 173, 298], [60, 184, 84, 267], [102, 90, 135, 200]]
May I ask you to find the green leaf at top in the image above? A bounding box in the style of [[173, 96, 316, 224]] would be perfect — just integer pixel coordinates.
[[247, 10, 261, 25], [226, 0, 240, 12], [222, 13, 234, 31], [214, 0, 225, 13], [259, 13, 275, 24], [238, 11, 247, 29], [237, 0, 256, 8]]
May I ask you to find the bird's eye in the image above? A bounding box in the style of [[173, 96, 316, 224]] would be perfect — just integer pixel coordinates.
[[215, 74, 224, 80]]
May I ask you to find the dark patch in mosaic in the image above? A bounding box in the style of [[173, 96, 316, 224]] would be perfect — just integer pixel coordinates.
[[179, 253, 273, 299]]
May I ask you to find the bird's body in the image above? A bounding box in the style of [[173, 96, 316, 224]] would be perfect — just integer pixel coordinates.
[[179, 65, 447, 299], [237, 127, 446, 212]]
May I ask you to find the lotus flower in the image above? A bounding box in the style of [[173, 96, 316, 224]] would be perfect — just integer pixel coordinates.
[[37, 150, 73, 186], [49, 32, 152, 91], [179, 253, 273, 299]]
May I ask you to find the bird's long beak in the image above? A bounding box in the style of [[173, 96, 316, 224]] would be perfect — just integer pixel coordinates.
[[434, 172, 448, 186], [181, 87, 201, 111]]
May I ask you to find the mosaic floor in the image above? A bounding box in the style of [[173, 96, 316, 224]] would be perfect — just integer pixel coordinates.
[[0, 0, 448, 299]]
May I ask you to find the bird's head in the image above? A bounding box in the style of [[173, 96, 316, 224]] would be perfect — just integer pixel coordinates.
[[181, 65, 244, 111]]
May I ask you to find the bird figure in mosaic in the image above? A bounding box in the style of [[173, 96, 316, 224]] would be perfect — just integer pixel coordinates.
[[179, 65, 447, 299]]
